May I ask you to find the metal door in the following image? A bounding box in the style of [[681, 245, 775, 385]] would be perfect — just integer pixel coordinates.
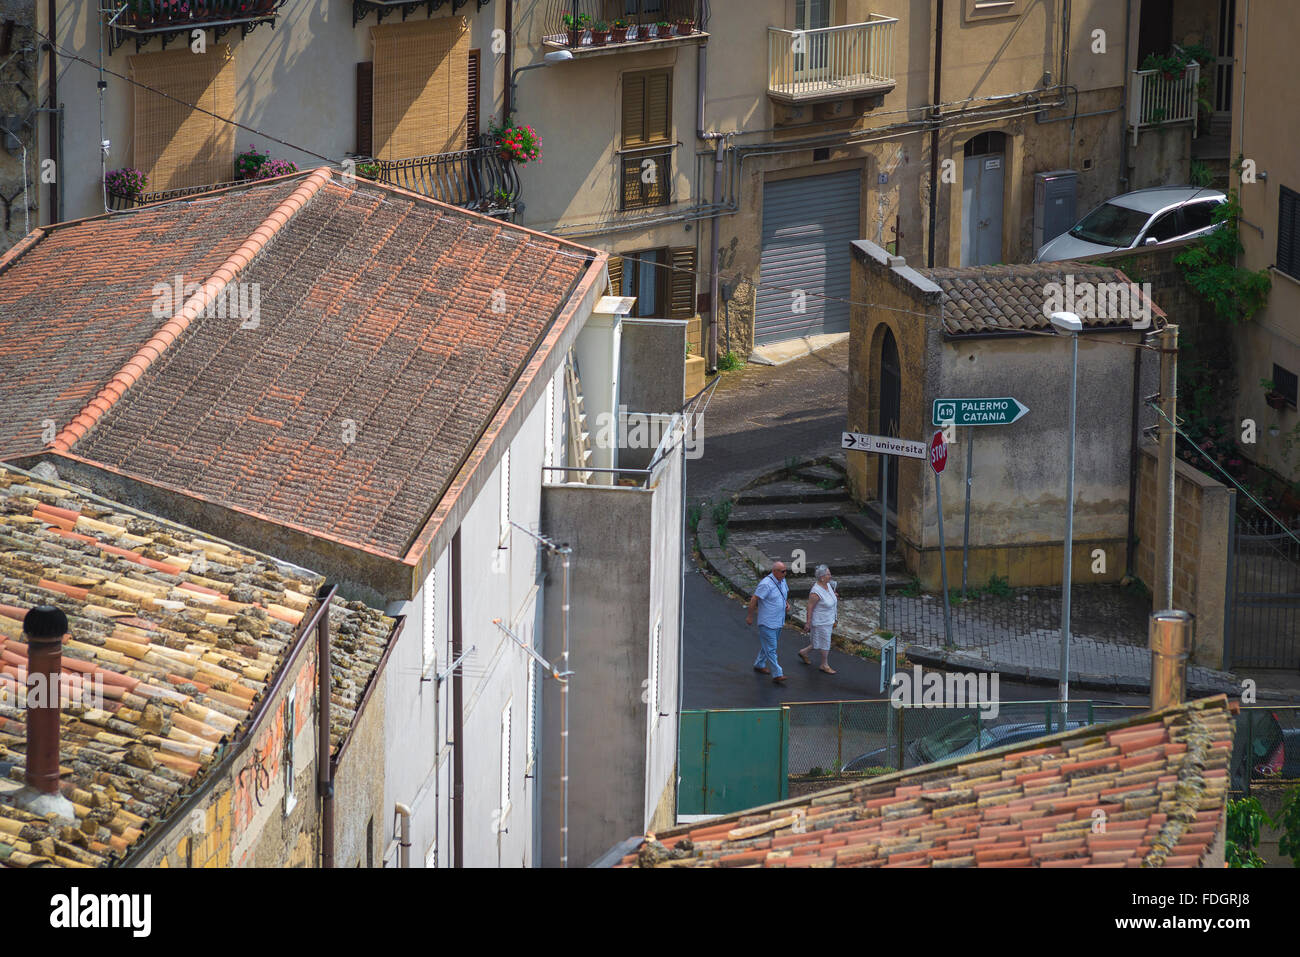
[[878, 327, 900, 511], [754, 169, 861, 344], [961, 152, 1004, 266], [677, 708, 789, 815]]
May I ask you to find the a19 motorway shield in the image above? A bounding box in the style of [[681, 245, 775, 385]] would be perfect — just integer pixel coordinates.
[[932, 397, 1029, 427]]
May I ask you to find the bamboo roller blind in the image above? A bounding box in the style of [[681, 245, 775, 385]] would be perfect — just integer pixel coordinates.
[[130, 46, 235, 192], [371, 16, 470, 161]]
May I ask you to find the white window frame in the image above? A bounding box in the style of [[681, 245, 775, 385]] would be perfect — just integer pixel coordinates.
[[283, 685, 297, 814], [499, 699, 513, 825], [498, 448, 511, 548]]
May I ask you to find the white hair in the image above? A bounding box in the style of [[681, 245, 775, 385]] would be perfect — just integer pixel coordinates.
[[815, 564, 830, 579]]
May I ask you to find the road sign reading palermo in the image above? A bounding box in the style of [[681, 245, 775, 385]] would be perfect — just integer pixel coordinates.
[[842, 432, 927, 459], [932, 397, 1029, 427]]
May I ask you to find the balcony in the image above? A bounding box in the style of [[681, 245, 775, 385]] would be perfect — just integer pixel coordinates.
[[767, 15, 898, 106], [352, 0, 493, 29], [104, 0, 285, 52], [540, 1, 707, 57], [1128, 61, 1200, 147], [107, 178, 246, 210], [371, 140, 521, 218]]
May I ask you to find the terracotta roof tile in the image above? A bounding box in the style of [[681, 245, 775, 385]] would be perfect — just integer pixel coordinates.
[[617, 696, 1235, 868]]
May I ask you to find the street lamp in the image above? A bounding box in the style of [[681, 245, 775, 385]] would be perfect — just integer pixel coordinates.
[[1049, 310, 1082, 728], [508, 50, 574, 118]]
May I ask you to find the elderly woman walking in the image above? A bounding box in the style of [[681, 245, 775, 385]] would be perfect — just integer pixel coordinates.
[[799, 565, 838, 674]]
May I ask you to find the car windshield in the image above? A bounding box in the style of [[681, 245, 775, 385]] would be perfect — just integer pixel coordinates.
[[919, 715, 980, 762], [1069, 202, 1152, 247]]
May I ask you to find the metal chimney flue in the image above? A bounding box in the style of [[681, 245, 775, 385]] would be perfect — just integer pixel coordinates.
[[4, 605, 76, 822], [1149, 610, 1192, 711]]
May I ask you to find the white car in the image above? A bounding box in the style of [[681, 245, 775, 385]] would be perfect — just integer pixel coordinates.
[[1034, 186, 1226, 262]]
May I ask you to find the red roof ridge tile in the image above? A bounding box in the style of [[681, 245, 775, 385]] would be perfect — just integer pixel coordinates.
[[48, 167, 334, 455]]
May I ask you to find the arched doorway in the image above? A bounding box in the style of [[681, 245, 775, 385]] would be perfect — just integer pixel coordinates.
[[961, 131, 1006, 266], [878, 327, 900, 512]]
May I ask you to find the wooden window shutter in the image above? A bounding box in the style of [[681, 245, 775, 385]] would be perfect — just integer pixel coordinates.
[[130, 45, 235, 192], [668, 246, 697, 319], [356, 61, 374, 156], [622, 74, 646, 147], [607, 255, 624, 296], [468, 49, 480, 146], [371, 17, 470, 161], [644, 72, 671, 143]]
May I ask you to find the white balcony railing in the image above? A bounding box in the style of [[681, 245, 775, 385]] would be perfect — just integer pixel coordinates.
[[1129, 61, 1200, 146], [767, 15, 898, 104]]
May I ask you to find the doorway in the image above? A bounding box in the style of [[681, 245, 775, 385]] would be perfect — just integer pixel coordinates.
[[878, 327, 900, 513], [961, 132, 1005, 266]]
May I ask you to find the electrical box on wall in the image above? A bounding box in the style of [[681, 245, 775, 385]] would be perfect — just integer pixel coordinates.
[[1033, 169, 1078, 254]]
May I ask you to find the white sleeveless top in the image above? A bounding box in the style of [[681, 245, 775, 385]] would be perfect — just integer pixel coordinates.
[[810, 581, 837, 626]]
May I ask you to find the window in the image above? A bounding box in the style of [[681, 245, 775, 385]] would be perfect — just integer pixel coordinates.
[[370, 17, 470, 161], [1273, 364, 1298, 410], [621, 70, 672, 210], [130, 46, 235, 191], [608, 247, 698, 319], [499, 700, 513, 822], [1279, 186, 1300, 281], [1144, 209, 1185, 243], [1180, 200, 1220, 235], [794, 0, 830, 72], [624, 0, 667, 16], [965, 0, 1019, 21], [283, 685, 297, 814], [498, 448, 511, 548]]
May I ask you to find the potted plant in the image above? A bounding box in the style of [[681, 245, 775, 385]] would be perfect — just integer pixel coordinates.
[[105, 167, 148, 202], [590, 20, 609, 45], [611, 17, 629, 42], [356, 162, 382, 181], [253, 158, 299, 180], [562, 12, 584, 47], [1262, 378, 1289, 411], [491, 121, 542, 165], [676, 16, 695, 35], [654, 19, 672, 37], [235, 143, 270, 180]]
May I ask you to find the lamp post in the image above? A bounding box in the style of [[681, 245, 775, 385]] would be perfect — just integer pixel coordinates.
[[1050, 310, 1082, 728], [508, 50, 574, 120]]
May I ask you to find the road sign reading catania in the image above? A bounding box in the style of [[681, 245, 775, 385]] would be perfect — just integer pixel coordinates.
[[929, 431, 948, 474], [932, 397, 1029, 427]]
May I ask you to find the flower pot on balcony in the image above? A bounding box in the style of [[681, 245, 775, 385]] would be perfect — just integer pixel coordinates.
[[1266, 391, 1289, 411], [567, 29, 582, 46], [590, 28, 609, 45], [676, 19, 695, 35], [611, 26, 628, 42], [653, 22, 671, 37]]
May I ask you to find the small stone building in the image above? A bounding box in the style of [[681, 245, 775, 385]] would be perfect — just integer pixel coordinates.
[[847, 240, 1163, 592]]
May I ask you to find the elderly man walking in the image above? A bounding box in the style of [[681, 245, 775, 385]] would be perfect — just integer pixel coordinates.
[[746, 561, 792, 684]]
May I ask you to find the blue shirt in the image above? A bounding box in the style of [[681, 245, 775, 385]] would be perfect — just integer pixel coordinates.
[[753, 574, 789, 628]]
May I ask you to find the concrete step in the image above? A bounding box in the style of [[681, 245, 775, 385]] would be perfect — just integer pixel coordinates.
[[793, 464, 845, 485], [737, 479, 850, 506], [727, 501, 862, 529], [784, 570, 914, 597]]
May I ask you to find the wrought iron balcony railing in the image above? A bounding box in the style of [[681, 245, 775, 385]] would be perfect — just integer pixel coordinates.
[[372, 139, 521, 216], [107, 178, 247, 210], [104, 0, 285, 52], [540, 0, 707, 52]]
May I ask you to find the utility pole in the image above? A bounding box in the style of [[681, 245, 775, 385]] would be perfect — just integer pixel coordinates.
[[1154, 323, 1179, 610]]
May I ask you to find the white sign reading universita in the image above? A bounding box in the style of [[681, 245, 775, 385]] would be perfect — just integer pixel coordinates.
[[841, 431, 927, 458]]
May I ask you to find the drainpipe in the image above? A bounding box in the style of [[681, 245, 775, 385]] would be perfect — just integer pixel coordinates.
[[698, 43, 725, 371], [316, 584, 334, 868], [44, 0, 58, 223], [12, 606, 75, 822], [1119, 0, 1132, 190], [451, 527, 464, 868], [393, 803, 412, 868], [559, 545, 572, 867], [926, 0, 944, 268], [1124, 338, 1142, 576], [502, 0, 513, 124], [1149, 610, 1191, 710]]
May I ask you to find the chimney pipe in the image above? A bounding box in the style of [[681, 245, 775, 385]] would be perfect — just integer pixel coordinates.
[[1150, 610, 1192, 711], [3, 606, 76, 822]]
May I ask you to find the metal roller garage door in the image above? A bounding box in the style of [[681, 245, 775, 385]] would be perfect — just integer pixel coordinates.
[[754, 170, 861, 345]]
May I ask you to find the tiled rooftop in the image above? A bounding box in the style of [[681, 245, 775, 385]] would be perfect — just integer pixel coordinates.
[[0, 464, 397, 867], [914, 263, 1165, 336], [0, 169, 597, 558], [617, 696, 1234, 868]]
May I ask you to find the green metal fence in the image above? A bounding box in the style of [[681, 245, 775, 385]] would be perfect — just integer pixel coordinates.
[[679, 708, 789, 815]]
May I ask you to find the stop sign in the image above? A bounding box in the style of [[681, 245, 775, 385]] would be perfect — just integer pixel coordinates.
[[929, 431, 948, 474]]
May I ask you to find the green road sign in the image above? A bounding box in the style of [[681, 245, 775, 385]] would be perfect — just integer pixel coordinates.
[[932, 397, 1029, 427]]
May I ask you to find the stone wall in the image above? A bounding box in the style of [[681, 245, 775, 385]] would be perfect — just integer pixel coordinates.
[[0, 1, 37, 251], [1134, 442, 1234, 669]]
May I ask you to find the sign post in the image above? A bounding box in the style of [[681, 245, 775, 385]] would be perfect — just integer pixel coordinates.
[[929, 431, 953, 650], [880, 634, 898, 768], [932, 398, 1029, 602], [842, 431, 927, 634]]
